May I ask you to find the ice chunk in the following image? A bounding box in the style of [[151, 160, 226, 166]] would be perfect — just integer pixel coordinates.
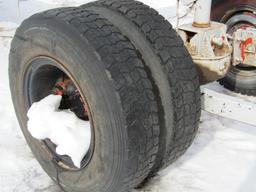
[[27, 94, 91, 168]]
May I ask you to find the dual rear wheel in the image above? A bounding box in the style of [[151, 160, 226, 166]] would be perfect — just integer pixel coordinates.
[[9, 1, 200, 191]]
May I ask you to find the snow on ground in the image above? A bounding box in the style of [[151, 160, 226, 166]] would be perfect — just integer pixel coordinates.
[[0, 0, 256, 192], [0, 37, 59, 192]]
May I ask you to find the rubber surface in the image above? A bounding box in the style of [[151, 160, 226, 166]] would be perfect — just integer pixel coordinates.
[[219, 66, 256, 96], [9, 7, 159, 192], [82, 0, 201, 175]]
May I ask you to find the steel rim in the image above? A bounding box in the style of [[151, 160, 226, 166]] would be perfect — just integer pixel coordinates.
[[24, 57, 94, 171], [226, 12, 256, 78]]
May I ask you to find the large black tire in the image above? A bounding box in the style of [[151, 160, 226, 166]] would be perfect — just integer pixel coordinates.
[[211, 0, 256, 96], [9, 7, 160, 192], [82, 0, 201, 176]]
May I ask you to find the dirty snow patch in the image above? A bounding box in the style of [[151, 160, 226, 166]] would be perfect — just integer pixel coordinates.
[[27, 94, 91, 168]]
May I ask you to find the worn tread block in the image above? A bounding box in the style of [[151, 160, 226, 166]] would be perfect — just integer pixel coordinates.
[[82, 0, 201, 176]]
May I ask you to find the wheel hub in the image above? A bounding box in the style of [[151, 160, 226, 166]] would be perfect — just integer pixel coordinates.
[[53, 78, 89, 121]]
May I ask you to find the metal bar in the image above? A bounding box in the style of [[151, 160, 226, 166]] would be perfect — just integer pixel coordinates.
[[193, 0, 212, 28], [201, 83, 256, 126]]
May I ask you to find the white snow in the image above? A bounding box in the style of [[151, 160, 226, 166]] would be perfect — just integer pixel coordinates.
[[139, 115, 256, 192], [0, 0, 256, 192], [27, 94, 91, 168]]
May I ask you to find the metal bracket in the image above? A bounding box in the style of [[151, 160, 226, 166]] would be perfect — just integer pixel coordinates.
[[178, 22, 232, 83], [201, 83, 256, 126], [233, 28, 256, 67]]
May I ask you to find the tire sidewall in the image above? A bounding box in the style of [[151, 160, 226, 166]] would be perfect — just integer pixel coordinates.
[[9, 17, 128, 191], [224, 66, 256, 90]]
